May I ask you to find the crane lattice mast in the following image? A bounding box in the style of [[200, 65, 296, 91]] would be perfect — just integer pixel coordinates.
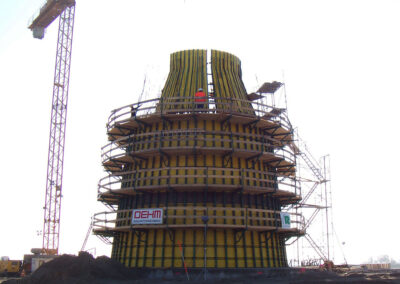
[[28, 0, 76, 255]]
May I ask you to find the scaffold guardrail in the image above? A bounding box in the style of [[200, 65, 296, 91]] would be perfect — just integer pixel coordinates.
[[93, 207, 305, 235], [106, 97, 293, 135]]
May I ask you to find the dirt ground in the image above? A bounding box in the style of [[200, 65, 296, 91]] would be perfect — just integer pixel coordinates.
[[3, 252, 400, 284]]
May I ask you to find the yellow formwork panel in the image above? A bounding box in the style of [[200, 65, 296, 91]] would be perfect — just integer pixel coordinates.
[[211, 50, 254, 115], [115, 227, 286, 269], [121, 232, 129, 266], [120, 114, 292, 171], [157, 50, 208, 112]]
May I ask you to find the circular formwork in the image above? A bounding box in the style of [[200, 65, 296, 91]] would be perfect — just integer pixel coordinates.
[[94, 99, 304, 269], [94, 49, 303, 269]]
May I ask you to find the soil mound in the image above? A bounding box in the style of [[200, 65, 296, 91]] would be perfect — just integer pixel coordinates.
[[5, 252, 138, 284]]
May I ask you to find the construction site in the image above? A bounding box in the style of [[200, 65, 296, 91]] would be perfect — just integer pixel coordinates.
[[1, 0, 399, 283]]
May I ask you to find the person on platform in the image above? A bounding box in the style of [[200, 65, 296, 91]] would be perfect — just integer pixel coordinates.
[[194, 88, 206, 109]]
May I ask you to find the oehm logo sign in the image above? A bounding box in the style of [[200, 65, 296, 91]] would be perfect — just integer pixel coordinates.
[[132, 208, 164, 224]]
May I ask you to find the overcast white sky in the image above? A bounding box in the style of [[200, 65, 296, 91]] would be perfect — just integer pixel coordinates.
[[0, 0, 399, 265]]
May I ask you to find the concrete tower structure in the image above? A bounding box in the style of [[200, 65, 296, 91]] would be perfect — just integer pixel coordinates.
[[94, 50, 304, 269]]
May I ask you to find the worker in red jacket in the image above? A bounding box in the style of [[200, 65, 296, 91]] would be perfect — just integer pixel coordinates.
[[195, 88, 206, 109]]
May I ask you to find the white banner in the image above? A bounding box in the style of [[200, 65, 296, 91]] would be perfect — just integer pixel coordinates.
[[280, 212, 291, 228], [132, 208, 163, 224]]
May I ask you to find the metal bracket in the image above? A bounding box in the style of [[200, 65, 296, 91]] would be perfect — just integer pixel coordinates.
[[264, 230, 278, 245], [191, 111, 199, 123], [233, 229, 246, 244], [113, 124, 136, 137], [128, 153, 148, 162], [243, 118, 259, 130], [107, 133, 119, 142], [161, 115, 173, 130], [222, 150, 233, 167], [132, 230, 147, 243], [276, 165, 295, 175], [221, 114, 232, 131], [135, 118, 151, 129], [159, 149, 171, 167], [107, 158, 125, 169], [272, 160, 288, 169], [263, 125, 280, 136], [246, 153, 262, 162]]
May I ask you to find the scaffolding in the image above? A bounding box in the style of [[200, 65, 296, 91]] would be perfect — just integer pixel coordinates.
[[93, 50, 304, 269], [285, 133, 334, 267]]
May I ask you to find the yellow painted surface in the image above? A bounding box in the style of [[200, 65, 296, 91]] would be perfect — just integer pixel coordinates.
[[0, 260, 21, 274], [114, 229, 285, 268]]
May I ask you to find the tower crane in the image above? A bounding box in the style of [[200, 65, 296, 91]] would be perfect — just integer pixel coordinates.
[[28, 0, 76, 255]]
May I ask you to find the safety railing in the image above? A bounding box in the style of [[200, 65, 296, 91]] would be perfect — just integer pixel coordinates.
[[101, 130, 296, 169], [97, 166, 299, 199], [93, 206, 305, 234], [106, 97, 292, 135]]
